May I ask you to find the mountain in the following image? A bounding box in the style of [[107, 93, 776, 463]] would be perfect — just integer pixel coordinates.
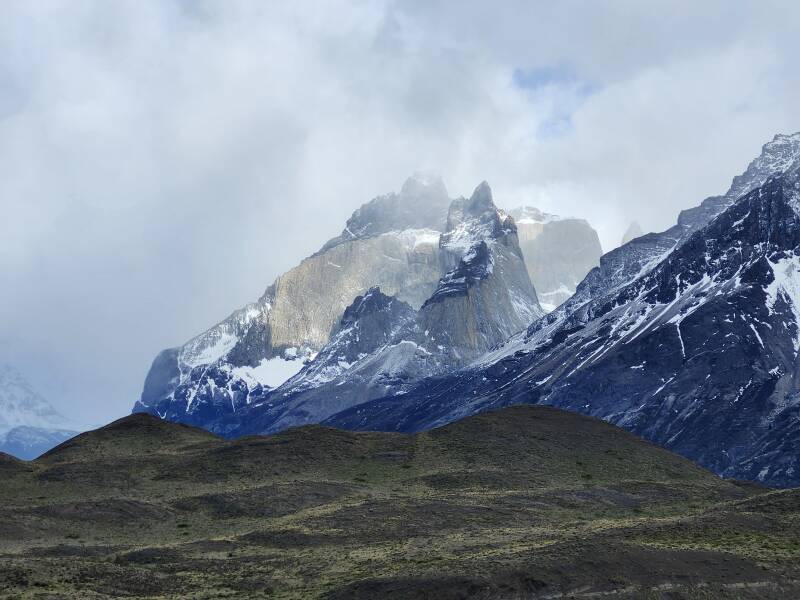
[[223, 182, 541, 436], [134, 179, 542, 434], [0, 365, 77, 459], [509, 206, 602, 311], [324, 132, 800, 488], [5, 406, 799, 598], [621, 220, 643, 245], [0, 426, 77, 460], [0, 364, 64, 432]]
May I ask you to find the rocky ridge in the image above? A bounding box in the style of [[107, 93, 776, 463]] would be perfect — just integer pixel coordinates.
[[324, 133, 800, 488]]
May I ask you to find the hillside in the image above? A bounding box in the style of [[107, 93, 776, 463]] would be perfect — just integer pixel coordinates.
[[1, 406, 799, 598]]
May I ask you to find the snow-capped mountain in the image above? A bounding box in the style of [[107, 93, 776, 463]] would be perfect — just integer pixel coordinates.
[[134, 173, 450, 425], [0, 365, 65, 432], [0, 365, 76, 459], [562, 133, 800, 318], [509, 206, 602, 311], [325, 133, 800, 488], [220, 181, 542, 436], [134, 178, 542, 433]]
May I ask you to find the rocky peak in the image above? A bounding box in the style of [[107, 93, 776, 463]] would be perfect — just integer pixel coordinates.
[[620, 221, 643, 245], [320, 174, 451, 253], [508, 206, 603, 311], [567, 133, 800, 316], [423, 241, 493, 306], [728, 132, 800, 200], [441, 182, 513, 255], [399, 171, 449, 202], [339, 287, 404, 328]]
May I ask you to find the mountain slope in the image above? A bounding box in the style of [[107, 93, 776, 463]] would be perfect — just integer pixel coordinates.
[[564, 132, 800, 317], [5, 406, 799, 598], [325, 133, 800, 488], [509, 206, 603, 311]]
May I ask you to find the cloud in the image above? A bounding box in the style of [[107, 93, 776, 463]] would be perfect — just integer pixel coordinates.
[[1, 1, 799, 426]]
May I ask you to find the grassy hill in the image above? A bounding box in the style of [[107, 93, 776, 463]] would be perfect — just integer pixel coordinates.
[[1, 406, 798, 598]]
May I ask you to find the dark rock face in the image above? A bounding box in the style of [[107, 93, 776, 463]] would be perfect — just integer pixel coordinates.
[[325, 162, 800, 487]]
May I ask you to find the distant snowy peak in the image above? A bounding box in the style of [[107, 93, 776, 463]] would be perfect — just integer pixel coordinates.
[[0, 365, 66, 433], [508, 206, 562, 226]]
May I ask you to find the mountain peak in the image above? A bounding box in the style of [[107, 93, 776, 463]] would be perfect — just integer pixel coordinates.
[[727, 131, 800, 200], [468, 181, 493, 211], [0, 365, 66, 433], [621, 221, 644, 245], [319, 175, 451, 254], [400, 170, 448, 198], [340, 287, 405, 326]]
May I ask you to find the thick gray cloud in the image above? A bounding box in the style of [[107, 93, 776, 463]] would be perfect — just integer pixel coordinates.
[[1, 1, 799, 427]]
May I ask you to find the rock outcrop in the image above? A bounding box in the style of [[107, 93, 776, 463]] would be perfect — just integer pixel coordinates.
[[509, 207, 602, 311]]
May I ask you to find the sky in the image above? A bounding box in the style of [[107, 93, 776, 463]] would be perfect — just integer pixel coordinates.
[[2, 0, 800, 428]]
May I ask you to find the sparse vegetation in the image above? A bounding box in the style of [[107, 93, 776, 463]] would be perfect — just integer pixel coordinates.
[[1, 406, 798, 599]]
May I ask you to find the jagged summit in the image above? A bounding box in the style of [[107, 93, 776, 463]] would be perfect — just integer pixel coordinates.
[[728, 132, 800, 200], [321, 173, 451, 253], [339, 287, 399, 326], [559, 132, 800, 319], [399, 170, 448, 198], [621, 221, 643, 245], [465, 180, 493, 212]]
